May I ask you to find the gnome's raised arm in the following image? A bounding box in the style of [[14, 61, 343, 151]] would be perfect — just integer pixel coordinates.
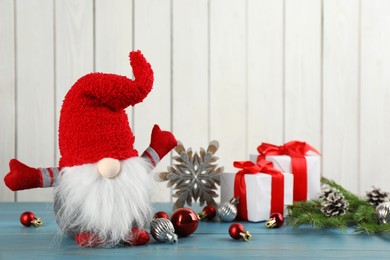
[[4, 159, 60, 191], [142, 125, 178, 167]]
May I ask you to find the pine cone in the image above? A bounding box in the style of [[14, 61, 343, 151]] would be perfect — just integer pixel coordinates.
[[366, 187, 389, 207], [319, 184, 340, 201], [321, 193, 349, 217]]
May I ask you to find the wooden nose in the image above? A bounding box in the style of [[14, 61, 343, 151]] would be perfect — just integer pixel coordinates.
[[97, 158, 121, 178]]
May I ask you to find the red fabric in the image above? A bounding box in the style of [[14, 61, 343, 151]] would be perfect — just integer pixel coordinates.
[[143, 150, 156, 167], [3, 159, 41, 191], [149, 124, 178, 160], [75, 229, 150, 247], [125, 228, 150, 246], [47, 168, 54, 187], [257, 141, 320, 201], [59, 50, 154, 167], [75, 232, 103, 247], [233, 160, 284, 221]]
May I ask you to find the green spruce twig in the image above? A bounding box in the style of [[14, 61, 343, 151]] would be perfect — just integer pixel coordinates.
[[287, 178, 387, 235]]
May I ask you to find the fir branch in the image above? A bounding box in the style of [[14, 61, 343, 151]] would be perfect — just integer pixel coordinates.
[[288, 205, 348, 230], [287, 178, 388, 235], [288, 200, 322, 212], [355, 222, 390, 235], [353, 204, 377, 224]]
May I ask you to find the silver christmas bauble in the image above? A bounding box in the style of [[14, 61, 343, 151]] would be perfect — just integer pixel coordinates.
[[217, 197, 239, 222], [376, 201, 390, 224], [150, 218, 178, 244]]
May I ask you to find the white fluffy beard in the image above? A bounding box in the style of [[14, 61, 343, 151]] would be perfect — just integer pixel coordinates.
[[54, 157, 153, 247]]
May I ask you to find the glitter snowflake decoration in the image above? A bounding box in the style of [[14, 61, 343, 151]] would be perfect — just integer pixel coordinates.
[[160, 141, 223, 210]]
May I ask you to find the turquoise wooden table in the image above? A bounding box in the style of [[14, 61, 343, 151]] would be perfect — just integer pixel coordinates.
[[1, 202, 390, 259]]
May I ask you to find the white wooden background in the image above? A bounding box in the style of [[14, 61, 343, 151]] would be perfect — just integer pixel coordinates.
[[1, 0, 389, 202]]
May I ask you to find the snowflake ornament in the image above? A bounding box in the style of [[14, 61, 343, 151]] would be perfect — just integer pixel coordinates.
[[160, 141, 223, 210]]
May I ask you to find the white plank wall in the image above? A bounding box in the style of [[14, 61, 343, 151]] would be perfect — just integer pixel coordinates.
[[95, 0, 133, 76], [0, 0, 15, 202], [323, 0, 359, 194], [15, 0, 56, 201], [1, 0, 390, 202], [247, 0, 284, 152], [172, 0, 209, 149], [284, 0, 322, 149], [210, 0, 247, 172], [360, 0, 390, 195]]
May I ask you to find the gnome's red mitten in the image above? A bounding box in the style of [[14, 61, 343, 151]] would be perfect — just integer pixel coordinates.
[[150, 124, 178, 158], [4, 159, 60, 191], [4, 159, 41, 191], [142, 125, 177, 167]]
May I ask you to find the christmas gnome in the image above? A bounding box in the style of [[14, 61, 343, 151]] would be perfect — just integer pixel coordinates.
[[3, 50, 177, 248]]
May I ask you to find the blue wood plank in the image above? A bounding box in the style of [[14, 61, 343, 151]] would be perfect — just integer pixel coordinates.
[[1, 202, 390, 259]]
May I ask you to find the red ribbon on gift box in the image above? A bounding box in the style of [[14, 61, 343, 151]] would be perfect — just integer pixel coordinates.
[[257, 141, 320, 201], [233, 160, 284, 221]]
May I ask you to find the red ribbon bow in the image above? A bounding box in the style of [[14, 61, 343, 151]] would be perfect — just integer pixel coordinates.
[[257, 141, 320, 201], [233, 160, 284, 221], [257, 141, 320, 158]]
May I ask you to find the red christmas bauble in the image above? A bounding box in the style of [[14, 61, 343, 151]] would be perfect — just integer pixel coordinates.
[[170, 208, 199, 237], [229, 223, 244, 239], [20, 211, 36, 227], [229, 223, 252, 241], [265, 212, 284, 228], [153, 211, 169, 220], [198, 205, 217, 221]]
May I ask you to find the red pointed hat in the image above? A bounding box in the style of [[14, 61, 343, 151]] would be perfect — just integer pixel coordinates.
[[58, 50, 153, 167]]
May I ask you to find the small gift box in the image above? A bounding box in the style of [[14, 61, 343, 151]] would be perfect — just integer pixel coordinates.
[[220, 160, 293, 222], [251, 141, 321, 201]]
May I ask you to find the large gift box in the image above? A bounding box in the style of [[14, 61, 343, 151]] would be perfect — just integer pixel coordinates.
[[251, 141, 321, 201], [220, 161, 293, 222]]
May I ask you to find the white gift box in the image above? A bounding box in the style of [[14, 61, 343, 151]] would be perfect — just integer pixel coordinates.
[[250, 154, 321, 201], [220, 171, 293, 222]]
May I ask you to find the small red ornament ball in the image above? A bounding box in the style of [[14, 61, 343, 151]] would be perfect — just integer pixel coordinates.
[[265, 212, 284, 228], [198, 205, 217, 221], [170, 208, 199, 237], [20, 211, 36, 227], [153, 211, 169, 220], [229, 223, 244, 240], [229, 223, 252, 241]]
